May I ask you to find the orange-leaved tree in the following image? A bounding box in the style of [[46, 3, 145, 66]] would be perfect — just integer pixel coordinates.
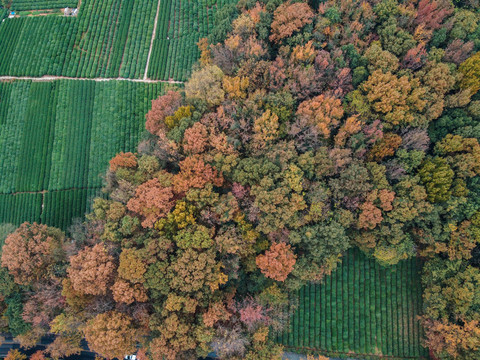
[[1, 222, 65, 285], [256, 242, 296, 282], [83, 311, 137, 359], [67, 243, 115, 296]]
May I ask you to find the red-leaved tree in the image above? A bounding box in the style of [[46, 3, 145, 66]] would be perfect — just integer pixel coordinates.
[[145, 91, 183, 136]]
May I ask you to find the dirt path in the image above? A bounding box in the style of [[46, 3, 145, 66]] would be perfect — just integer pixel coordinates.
[[8, 186, 97, 196], [5, 186, 101, 222], [12, 3, 79, 18], [0, 75, 183, 84], [12, 9, 62, 17], [144, 0, 163, 80]]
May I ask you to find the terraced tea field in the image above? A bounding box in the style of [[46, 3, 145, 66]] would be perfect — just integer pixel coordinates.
[[8, 1, 78, 10], [0, 0, 157, 78], [0, 79, 171, 229], [0, 0, 236, 80], [0, 0, 235, 231], [277, 248, 428, 359], [148, 0, 237, 81]]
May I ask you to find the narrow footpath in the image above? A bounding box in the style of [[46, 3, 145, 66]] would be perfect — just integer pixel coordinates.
[[0, 75, 183, 84], [144, 0, 163, 80]]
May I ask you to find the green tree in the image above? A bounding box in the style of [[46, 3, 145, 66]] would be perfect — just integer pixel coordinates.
[[419, 157, 455, 202], [185, 65, 225, 106], [459, 52, 480, 94]]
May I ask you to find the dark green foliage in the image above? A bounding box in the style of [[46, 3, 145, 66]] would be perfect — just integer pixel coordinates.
[[290, 221, 350, 281], [208, 3, 239, 44], [4, 293, 30, 336], [352, 66, 368, 87], [419, 157, 454, 203], [429, 108, 480, 143]]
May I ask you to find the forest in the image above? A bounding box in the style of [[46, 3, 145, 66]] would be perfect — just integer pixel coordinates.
[[1, 0, 480, 359]]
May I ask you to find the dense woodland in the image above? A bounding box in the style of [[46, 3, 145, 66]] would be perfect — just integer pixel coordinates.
[[1, 0, 480, 359]]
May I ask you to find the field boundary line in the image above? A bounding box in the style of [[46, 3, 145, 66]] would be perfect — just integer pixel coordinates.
[[40, 192, 45, 219], [144, 0, 163, 80], [4, 186, 102, 196], [0, 75, 183, 84]]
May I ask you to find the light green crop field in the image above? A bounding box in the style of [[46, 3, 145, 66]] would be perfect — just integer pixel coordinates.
[[0, 0, 237, 80], [277, 248, 428, 359], [0, 80, 171, 229], [148, 0, 237, 81], [9, 1, 78, 10]]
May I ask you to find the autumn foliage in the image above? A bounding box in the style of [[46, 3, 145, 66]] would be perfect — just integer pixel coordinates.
[[2, 1, 480, 359], [4, 350, 26, 360], [296, 95, 344, 138], [269, 2, 314, 43], [172, 156, 223, 194], [127, 177, 175, 228], [145, 90, 182, 136], [109, 152, 137, 172], [256, 242, 296, 282], [83, 311, 137, 359], [1, 222, 65, 285], [459, 52, 480, 94], [67, 244, 115, 296], [423, 319, 480, 359]]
